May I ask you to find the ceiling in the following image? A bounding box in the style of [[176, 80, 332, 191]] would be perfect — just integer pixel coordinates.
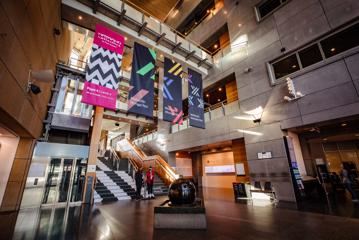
[[126, 0, 181, 22]]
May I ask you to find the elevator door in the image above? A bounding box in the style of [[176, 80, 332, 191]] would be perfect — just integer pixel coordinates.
[[42, 158, 86, 206]]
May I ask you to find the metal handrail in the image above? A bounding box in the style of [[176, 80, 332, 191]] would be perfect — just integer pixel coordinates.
[[112, 0, 213, 56]]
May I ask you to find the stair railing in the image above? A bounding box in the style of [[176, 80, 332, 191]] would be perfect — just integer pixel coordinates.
[[117, 139, 178, 185]]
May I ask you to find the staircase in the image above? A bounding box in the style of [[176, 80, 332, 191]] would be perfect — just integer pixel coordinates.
[[94, 157, 136, 203], [153, 174, 169, 196], [116, 139, 178, 196]]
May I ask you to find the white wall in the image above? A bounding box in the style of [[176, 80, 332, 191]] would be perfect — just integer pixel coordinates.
[[0, 136, 19, 205]]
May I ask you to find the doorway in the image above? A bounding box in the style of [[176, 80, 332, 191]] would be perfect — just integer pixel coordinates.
[[42, 158, 87, 207]]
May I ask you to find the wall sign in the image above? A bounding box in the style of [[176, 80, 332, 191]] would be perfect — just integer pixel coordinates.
[[257, 151, 272, 159], [82, 24, 125, 109]]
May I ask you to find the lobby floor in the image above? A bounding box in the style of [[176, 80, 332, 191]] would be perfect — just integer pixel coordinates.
[[4, 188, 359, 240]]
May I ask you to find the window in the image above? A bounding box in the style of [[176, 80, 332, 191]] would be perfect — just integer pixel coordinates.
[[272, 54, 299, 79], [255, 0, 289, 21], [320, 23, 359, 58], [268, 21, 359, 82], [298, 44, 323, 68]]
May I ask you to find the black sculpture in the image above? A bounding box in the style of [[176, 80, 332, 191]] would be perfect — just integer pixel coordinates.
[[168, 177, 196, 205]]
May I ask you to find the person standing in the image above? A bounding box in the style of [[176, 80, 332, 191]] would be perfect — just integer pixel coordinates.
[[341, 164, 358, 202], [146, 166, 155, 199], [135, 168, 143, 200]]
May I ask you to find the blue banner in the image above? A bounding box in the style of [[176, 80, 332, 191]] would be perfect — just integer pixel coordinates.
[[163, 57, 183, 124], [188, 68, 205, 129], [127, 42, 156, 118]]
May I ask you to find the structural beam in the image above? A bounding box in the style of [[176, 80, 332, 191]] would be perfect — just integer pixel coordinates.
[[198, 58, 208, 67], [138, 22, 148, 36], [117, 9, 127, 26], [185, 50, 196, 61], [172, 42, 182, 54], [156, 33, 166, 45], [92, 0, 100, 14]]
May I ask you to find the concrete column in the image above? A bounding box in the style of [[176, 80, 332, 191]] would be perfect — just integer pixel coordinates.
[[83, 106, 103, 204]]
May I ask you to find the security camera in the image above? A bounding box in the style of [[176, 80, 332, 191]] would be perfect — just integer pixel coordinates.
[[29, 83, 41, 95], [244, 67, 252, 73]]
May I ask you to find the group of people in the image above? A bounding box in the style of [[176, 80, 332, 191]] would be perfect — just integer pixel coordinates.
[[134, 166, 155, 200]]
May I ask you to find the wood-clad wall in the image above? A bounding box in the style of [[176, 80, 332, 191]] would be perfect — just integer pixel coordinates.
[[225, 80, 238, 103], [232, 138, 250, 183], [0, 0, 71, 212]]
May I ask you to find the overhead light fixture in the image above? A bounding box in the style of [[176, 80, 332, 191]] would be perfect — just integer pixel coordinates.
[[323, 138, 328, 141], [292, 65, 297, 68], [206, 94, 210, 97], [218, 87, 222, 91], [78, 15, 83, 20], [244, 106, 263, 124], [214, 44, 218, 49], [125, 37, 128, 41], [330, 48, 336, 52], [237, 129, 263, 136], [223, 10, 228, 14], [341, 123, 347, 127]]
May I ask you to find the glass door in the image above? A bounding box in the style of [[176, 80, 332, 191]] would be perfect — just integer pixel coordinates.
[[42, 158, 86, 206], [42, 159, 62, 205]]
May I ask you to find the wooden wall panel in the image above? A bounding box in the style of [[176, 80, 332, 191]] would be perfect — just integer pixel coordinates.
[[225, 80, 238, 103], [232, 138, 250, 183]]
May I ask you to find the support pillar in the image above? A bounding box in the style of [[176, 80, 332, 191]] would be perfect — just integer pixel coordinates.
[[83, 106, 103, 204]]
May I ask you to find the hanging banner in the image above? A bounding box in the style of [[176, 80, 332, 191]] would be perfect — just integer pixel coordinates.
[[188, 68, 205, 129], [127, 42, 156, 117], [163, 57, 183, 124], [82, 24, 125, 109]]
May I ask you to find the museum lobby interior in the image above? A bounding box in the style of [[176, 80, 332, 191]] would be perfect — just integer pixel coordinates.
[[1, 0, 359, 239]]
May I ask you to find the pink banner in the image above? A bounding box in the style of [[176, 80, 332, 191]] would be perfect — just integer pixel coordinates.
[[82, 24, 125, 109], [82, 82, 118, 109], [93, 24, 125, 54]]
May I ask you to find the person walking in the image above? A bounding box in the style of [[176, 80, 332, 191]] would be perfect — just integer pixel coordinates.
[[341, 164, 358, 202], [146, 166, 155, 199], [135, 167, 143, 200]]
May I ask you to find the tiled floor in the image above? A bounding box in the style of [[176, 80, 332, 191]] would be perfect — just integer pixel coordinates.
[[3, 188, 359, 240]]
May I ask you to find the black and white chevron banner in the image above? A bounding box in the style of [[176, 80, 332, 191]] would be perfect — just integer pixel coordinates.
[[82, 24, 125, 109], [85, 44, 122, 90]]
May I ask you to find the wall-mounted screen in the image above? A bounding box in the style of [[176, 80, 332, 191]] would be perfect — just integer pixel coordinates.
[[205, 165, 235, 173]]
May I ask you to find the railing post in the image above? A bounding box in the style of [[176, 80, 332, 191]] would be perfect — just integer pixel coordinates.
[[221, 102, 225, 116]]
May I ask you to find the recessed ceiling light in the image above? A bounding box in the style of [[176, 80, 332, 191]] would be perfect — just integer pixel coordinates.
[[78, 15, 83, 20], [125, 37, 128, 41], [330, 48, 336, 52], [214, 44, 218, 49], [355, 134, 359, 137], [217, 99, 220, 102], [238, 23, 242, 27], [341, 123, 347, 127], [206, 94, 210, 97], [292, 65, 297, 68], [218, 87, 222, 91], [223, 10, 228, 14], [323, 138, 328, 141]]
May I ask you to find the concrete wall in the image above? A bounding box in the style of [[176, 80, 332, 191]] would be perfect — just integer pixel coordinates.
[[152, 0, 359, 203]]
